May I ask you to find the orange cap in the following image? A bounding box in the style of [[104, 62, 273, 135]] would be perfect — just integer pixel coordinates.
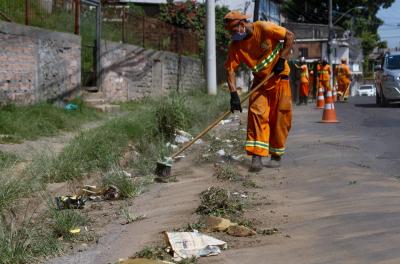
[[224, 11, 251, 30], [224, 10, 251, 21]]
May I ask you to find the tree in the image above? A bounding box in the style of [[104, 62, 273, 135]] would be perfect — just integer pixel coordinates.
[[281, 0, 395, 57], [159, 0, 231, 56]]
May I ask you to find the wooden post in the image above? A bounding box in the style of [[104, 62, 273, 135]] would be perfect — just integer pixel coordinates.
[[25, 0, 29, 25], [74, 0, 80, 35]]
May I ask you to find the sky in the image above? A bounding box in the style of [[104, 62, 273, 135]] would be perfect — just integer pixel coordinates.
[[377, 0, 400, 48]]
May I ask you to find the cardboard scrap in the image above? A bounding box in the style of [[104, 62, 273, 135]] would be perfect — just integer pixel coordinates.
[[205, 216, 237, 232], [165, 231, 227, 261]]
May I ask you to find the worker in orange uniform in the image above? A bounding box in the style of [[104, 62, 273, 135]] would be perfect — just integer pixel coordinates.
[[297, 57, 309, 105], [223, 11, 294, 171], [335, 58, 352, 102], [317, 58, 331, 94]]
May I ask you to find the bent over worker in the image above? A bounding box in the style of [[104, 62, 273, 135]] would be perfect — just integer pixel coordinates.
[[335, 58, 352, 101], [223, 11, 294, 171]]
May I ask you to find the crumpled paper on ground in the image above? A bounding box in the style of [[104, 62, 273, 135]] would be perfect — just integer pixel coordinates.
[[119, 259, 173, 264], [165, 231, 227, 261]]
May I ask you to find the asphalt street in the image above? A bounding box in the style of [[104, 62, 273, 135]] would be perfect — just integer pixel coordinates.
[[212, 96, 400, 264]]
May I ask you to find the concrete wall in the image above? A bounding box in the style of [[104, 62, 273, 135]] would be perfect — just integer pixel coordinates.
[[100, 41, 205, 102], [0, 21, 80, 105]]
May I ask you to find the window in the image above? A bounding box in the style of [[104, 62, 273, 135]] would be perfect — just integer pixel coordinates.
[[299, 48, 308, 58]]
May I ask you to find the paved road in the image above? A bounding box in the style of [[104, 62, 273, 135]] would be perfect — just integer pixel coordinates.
[[205, 96, 400, 264]]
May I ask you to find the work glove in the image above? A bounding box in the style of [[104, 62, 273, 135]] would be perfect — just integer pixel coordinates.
[[230, 91, 242, 113], [273, 57, 286, 75]]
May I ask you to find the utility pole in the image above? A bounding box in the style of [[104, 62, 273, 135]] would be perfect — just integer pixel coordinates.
[[328, 0, 333, 87], [328, 0, 333, 64], [253, 0, 260, 21], [206, 0, 217, 95]]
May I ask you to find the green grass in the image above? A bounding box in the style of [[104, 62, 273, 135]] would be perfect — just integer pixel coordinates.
[[26, 88, 229, 183], [196, 186, 244, 218], [0, 176, 29, 212], [0, 101, 100, 143], [50, 209, 88, 241], [102, 166, 142, 199], [0, 151, 19, 170], [0, 216, 61, 264]]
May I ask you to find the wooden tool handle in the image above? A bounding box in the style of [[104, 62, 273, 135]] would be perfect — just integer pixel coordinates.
[[171, 73, 275, 159]]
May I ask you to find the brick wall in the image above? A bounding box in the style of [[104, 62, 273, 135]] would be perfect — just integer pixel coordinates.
[[0, 21, 80, 105], [100, 41, 205, 102]]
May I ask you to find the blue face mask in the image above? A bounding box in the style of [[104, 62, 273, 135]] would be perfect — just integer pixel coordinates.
[[231, 25, 247, 41]]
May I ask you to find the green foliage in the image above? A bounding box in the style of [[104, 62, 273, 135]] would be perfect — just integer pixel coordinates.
[[282, 0, 396, 57], [0, 212, 61, 264], [0, 176, 27, 212], [196, 186, 244, 217], [0, 102, 100, 143], [159, 0, 231, 55], [102, 167, 142, 199], [155, 94, 192, 140], [0, 151, 19, 171], [50, 209, 88, 240]]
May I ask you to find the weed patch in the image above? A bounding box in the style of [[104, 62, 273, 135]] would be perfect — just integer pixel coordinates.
[[196, 187, 244, 218], [0, 151, 19, 171], [214, 163, 241, 181], [102, 167, 142, 199], [50, 209, 88, 241], [0, 209, 61, 264], [0, 102, 100, 143]]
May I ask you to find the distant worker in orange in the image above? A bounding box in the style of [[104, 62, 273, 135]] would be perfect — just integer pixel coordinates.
[[223, 11, 295, 171], [317, 58, 331, 93], [296, 57, 309, 105], [335, 58, 352, 101]]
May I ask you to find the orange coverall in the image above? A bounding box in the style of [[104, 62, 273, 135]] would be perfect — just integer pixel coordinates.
[[300, 64, 309, 97], [225, 21, 292, 157], [335, 63, 351, 99], [317, 64, 331, 92]]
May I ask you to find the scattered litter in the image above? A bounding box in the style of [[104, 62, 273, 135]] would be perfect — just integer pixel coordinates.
[[123, 170, 132, 177], [119, 259, 173, 264], [79, 185, 103, 196], [226, 225, 256, 237], [230, 155, 243, 161], [194, 139, 204, 145], [227, 144, 234, 148], [223, 139, 232, 143], [103, 185, 120, 200], [64, 103, 78, 111], [173, 155, 185, 161], [258, 228, 279, 235], [175, 130, 193, 144], [175, 135, 191, 144], [205, 216, 237, 232], [69, 228, 81, 234], [202, 153, 211, 158], [216, 149, 226, 156], [242, 108, 248, 113], [55, 195, 85, 210], [219, 119, 233, 125], [232, 192, 248, 198], [88, 195, 102, 202], [165, 231, 227, 261], [166, 142, 178, 150]]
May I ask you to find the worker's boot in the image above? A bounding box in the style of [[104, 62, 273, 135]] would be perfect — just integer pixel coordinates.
[[297, 97, 303, 106], [304, 96, 308, 105], [249, 155, 263, 172], [266, 155, 281, 168]]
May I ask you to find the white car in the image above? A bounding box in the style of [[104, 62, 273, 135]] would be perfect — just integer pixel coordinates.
[[357, 84, 376, 96]]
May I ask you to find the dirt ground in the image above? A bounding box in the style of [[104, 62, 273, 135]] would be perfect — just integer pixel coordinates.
[[8, 97, 400, 264]]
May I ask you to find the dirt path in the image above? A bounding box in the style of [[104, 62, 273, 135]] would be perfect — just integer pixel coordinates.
[[47, 99, 400, 264]]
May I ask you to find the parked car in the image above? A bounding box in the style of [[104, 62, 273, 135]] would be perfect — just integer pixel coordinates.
[[357, 84, 376, 96], [374, 51, 400, 106]]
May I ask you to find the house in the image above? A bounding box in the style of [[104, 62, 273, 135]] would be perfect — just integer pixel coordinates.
[[283, 22, 363, 75]]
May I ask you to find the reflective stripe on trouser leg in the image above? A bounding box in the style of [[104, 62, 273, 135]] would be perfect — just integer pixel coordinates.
[[246, 77, 273, 157], [269, 78, 292, 157]]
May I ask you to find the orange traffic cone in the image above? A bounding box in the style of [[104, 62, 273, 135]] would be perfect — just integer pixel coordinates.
[[315, 87, 325, 109], [319, 90, 339, 123], [332, 84, 338, 102]]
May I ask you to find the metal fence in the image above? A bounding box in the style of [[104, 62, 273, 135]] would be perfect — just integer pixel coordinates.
[[0, 0, 78, 34], [102, 4, 200, 55]]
